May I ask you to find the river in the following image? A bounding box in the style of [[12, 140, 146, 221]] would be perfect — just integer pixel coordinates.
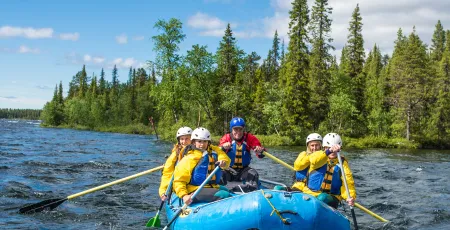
[[1, 119, 449, 229]]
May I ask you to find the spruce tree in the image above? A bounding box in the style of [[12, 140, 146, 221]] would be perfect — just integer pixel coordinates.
[[79, 65, 88, 98], [344, 4, 365, 115], [308, 0, 333, 130], [390, 27, 431, 140], [280, 0, 311, 140], [430, 20, 446, 62]]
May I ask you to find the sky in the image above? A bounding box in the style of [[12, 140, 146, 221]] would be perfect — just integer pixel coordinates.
[[1, 0, 449, 109]]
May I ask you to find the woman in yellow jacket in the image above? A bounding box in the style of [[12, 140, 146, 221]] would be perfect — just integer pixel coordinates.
[[158, 126, 192, 201], [173, 127, 231, 205], [291, 133, 323, 191], [302, 133, 356, 209]]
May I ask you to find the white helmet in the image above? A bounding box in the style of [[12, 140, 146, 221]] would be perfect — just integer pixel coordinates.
[[306, 133, 322, 144], [191, 127, 211, 141], [176, 127, 193, 138], [322, 133, 343, 148]]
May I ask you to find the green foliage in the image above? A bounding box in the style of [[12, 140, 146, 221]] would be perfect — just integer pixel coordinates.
[[0, 108, 41, 119], [430, 20, 446, 62], [38, 14, 450, 149], [309, 0, 333, 130], [343, 4, 365, 120]]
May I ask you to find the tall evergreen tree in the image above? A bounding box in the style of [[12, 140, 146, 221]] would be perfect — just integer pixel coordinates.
[[308, 0, 333, 130], [390, 27, 432, 140], [58, 81, 64, 105], [99, 68, 106, 95], [280, 39, 286, 66], [279, 0, 311, 140], [430, 20, 446, 62], [217, 23, 238, 85], [344, 4, 365, 115], [79, 65, 88, 98]]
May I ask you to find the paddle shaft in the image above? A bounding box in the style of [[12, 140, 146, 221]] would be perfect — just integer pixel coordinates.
[[264, 151, 389, 223], [163, 166, 221, 230], [67, 165, 163, 199], [337, 151, 358, 230], [20, 165, 164, 214]]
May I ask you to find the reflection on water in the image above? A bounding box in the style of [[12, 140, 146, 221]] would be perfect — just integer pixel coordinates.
[[1, 119, 449, 229]]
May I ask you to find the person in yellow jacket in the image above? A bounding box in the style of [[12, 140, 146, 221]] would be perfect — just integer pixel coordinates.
[[291, 133, 323, 191], [158, 126, 193, 201], [302, 133, 356, 209], [173, 127, 231, 205]]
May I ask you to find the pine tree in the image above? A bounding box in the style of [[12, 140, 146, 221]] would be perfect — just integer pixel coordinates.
[[99, 68, 106, 95], [217, 23, 238, 85], [390, 27, 432, 140], [430, 30, 450, 141], [430, 20, 446, 62], [79, 65, 88, 98], [344, 4, 365, 115], [58, 81, 64, 105], [308, 0, 333, 130], [280, 0, 311, 140], [280, 39, 286, 66], [364, 44, 387, 135]]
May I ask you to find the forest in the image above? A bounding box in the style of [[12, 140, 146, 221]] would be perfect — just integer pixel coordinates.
[[40, 0, 450, 148], [0, 108, 41, 120]]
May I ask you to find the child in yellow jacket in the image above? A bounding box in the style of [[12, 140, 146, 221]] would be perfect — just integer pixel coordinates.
[[158, 127, 192, 201], [173, 127, 231, 205]]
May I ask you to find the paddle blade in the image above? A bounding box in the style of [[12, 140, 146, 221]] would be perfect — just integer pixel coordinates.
[[19, 198, 67, 214], [146, 213, 161, 228]]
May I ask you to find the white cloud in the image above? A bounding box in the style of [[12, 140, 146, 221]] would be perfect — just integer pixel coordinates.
[[59, 32, 79, 41], [65, 53, 105, 66], [92, 57, 105, 64], [133, 36, 145, 41], [0, 26, 53, 39], [83, 54, 92, 62], [188, 12, 227, 30], [111, 57, 142, 68], [64, 52, 141, 69], [18, 45, 40, 54], [116, 34, 128, 44], [189, 12, 262, 38]]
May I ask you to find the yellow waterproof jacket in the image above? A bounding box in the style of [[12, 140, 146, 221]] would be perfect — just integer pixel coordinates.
[[303, 151, 357, 201], [159, 144, 184, 197], [291, 151, 310, 191], [173, 145, 230, 199]]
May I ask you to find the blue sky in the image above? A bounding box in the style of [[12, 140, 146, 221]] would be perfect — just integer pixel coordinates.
[[1, 0, 449, 109]]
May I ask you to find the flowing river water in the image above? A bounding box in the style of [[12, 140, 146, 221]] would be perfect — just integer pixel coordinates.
[[1, 119, 450, 229]]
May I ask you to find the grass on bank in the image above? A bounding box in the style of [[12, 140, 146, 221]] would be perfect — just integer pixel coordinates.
[[42, 123, 434, 149]]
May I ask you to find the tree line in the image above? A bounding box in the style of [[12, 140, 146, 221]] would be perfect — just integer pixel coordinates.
[[0, 108, 42, 120], [41, 0, 450, 147]]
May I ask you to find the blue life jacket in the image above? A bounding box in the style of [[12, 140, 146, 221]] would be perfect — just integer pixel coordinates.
[[307, 161, 342, 195], [227, 133, 251, 168], [190, 149, 222, 186]]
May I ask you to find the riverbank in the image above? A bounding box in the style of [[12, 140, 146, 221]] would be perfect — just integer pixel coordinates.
[[40, 123, 440, 149]]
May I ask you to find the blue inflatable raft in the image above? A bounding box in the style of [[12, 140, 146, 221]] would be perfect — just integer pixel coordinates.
[[164, 189, 351, 230]]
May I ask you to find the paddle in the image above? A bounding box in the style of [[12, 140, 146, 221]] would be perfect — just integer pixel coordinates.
[[146, 175, 174, 227], [162, 165, 221, 230], [19, 165, 164, 214], [336, 151, 359, 230], [262, 151, 389, 223]]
